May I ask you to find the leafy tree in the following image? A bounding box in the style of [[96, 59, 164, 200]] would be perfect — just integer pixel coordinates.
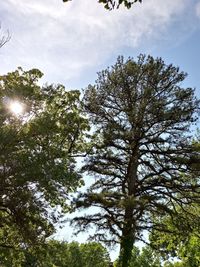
[[0, 68, 88, 251], [22, 241, 82, 267], [150, 205, 200, 267], [178, 235, 200, 267], [71, 55, 200, 267], [150, 142, 200, 267], [132, 246, 161, 267], [3, 240, 111, 267], [130, 246, 161, 267], [80, 242, 110, 267], [63, 0, 142, 10], [114, 246, 161, 267]]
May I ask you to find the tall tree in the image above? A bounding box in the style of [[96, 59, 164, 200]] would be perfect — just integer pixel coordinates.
[[63, 0, 142, 10], [0, 68, 88, 250], [71, 55, 200, 267]]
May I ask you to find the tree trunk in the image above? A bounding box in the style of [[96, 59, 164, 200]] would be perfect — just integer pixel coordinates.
[[118, 152, 138, 267], [119, 208, 135, 267]]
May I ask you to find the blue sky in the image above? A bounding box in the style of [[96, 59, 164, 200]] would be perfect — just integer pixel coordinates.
[[1, 0, 200, 94], [1, 0, 200, 260]]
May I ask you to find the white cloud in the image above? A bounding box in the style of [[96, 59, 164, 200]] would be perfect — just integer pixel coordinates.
[[0, 0, 196, 86], [195, 1, 200, 17]]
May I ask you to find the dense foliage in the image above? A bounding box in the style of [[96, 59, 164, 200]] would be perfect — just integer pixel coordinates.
[[0, 240, 111, 267], [0, 68, 88, 249], [71, 55, 200, 267], [114, 246, 161, 267], [150, 204, 200, 267]]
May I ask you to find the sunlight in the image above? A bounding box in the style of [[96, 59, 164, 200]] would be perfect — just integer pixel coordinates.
[[9, 101, 24, 116]]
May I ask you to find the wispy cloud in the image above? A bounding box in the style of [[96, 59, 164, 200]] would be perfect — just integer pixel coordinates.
[[0, 0, 198, 86], [195, 1, 200, 18]]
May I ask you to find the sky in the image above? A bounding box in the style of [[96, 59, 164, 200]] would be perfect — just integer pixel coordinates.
[[1, 0, 200, 260], [1, 0, 200, 93]]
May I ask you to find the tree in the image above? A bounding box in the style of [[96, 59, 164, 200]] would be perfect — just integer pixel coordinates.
[[80, 242, 111, 267], [150, 142, 200, 267], [115, 245, 161, 267], [0, 68, 88, 250], [129, 246, 161, 267], [63, 0, 142, 10], [150, 205, 200, 267], [22, 241, 83, 267], [71, 55, 200, 267], [1, 240, 111, 267], [161, 234, 200, 267]]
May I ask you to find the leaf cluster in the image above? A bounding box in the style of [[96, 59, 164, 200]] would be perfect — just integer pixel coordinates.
[[63, 0, 142, 10]]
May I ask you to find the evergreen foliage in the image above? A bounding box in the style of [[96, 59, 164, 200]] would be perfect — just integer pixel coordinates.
[[71, 55, 200, 267]]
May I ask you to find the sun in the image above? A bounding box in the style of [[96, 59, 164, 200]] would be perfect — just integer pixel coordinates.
[[9, 101, 24, 115]]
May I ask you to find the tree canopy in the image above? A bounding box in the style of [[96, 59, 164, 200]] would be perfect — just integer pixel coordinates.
[[0, 240, 111, 267], [150, 203, 200, 267], [0, 68, 88, 249], [71, 55, 200, 267], [129, 246, 161, 267]]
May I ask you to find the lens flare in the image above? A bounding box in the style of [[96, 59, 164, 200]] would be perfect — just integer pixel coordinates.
[[9, 101, 24, 115]]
